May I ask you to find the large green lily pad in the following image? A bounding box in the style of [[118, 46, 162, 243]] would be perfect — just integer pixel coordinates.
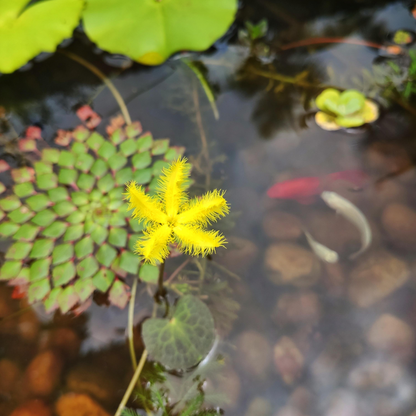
[[82, 0, 237, 65], [0, 0, 84, 74], [142, 295, 215, 369]]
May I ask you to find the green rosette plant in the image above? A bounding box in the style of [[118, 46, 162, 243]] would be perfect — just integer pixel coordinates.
[[314, 88, 379, 131], [0, 112, 185, 314]]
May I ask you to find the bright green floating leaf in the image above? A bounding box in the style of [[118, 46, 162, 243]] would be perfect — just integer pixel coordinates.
[[115, 167, 133, 186], [66, 211, 86, 224], [26, 194, 51, 212], [97, 173, 115, 193], [44, 287, 62, 313], [13, 223, 40, 241], [75, 153, 95, 172], [110, 128, 125, 145], [108, 152, 127, 172], [90, 225, 108, 245], [337, 90, 365, 116], [108, 279, 129, 308], [29, 238, 54, 259], [14, 182, 35, 198], [0, 0, 84, 74], [30, 258, 51, 281], [153, 160, 169, 176], [28, 278, 50, 303], [128, 234, 141, 251], [42, 221, 68, 238], [133, 168, 152, 185], [31, 209, 57, 227], [0, 221, 20, 237], [77, 256, 99, 279], [137, 134, 153, 152], [72, 142, 88, 155], [119, 250, 140, 274], [74, 278, 95, 302], [86, 132, 105, 151], [53, 260, 76, 286], [120, 138, 137, 157], [77, 173, 95, 191], [11, 167, 34, 183], [90, 159, 108, 178], [52, 243, 74, 265], [125, 122, 142, 138], [97, 141, 116, 160], [58, 150, 76, 168], [132, 151, 151, 169], [71, 191, 89, 206], [63, 223, 84, 242], [0, 261, 22, 280], [41, 148, 60, 164], [74, 236, 94, 259], [142, 295, 215, 369], [34, 161, 53, 176], [165, 146, 185, 161], [48, 187, 69, 202], [82, 0, 237, 65], [6, 241, 32, 260], [152, 139, 170, 156], [139, 264, 159, 283], [36, 173, 58, 190], [96, 243, 117, 267], [0, 195, 21, 212], [108, 227, 127, 247], [58, 168, 78, 185], [53, 200, 76, 216], [92, 269, 115, 292], [315, 88, 340, 114]]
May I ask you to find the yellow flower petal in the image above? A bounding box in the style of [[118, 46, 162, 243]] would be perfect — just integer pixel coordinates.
[[136, 223, 173, 265], [125, 181, 167, 225], [173, 224, 226, 256], [177, 190, 229, 226], [157, 157, 190, 217]]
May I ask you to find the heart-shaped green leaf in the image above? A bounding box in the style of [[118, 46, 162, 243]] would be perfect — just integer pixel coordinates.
[[0, 0, 83, 73], [142, 295, 215, 369], [315, 88, 340, 114], [83, 0, 237, 65]]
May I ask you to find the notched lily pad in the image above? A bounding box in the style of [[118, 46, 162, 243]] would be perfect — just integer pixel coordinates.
[[142, 295, 215, 369]]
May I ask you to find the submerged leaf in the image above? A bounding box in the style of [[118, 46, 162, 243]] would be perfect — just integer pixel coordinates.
[[142, 295, 215, 369]]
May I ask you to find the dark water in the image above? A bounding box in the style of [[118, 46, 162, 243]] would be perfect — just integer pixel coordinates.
[[1, 1, 416, 415]]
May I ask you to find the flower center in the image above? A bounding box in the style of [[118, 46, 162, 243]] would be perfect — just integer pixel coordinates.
[[167, 216, 177, 228]]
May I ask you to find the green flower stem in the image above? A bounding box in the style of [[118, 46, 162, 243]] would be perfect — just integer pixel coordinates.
[[114, 348, 148, 416], [183, 59, 219, 120], [60, 50, 132, 124], [128, 277, 139, 370]]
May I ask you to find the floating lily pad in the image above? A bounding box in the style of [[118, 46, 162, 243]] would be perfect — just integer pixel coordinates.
[[0, 0, 84, 73], [142, 295, 215, 369], [82, 0, 237, 65]]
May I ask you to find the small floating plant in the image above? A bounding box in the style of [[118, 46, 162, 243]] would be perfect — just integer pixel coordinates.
[[314, 88, 379, 131]]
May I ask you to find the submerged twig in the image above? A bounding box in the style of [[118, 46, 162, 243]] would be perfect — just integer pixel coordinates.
[[59, 50, 132, 124]]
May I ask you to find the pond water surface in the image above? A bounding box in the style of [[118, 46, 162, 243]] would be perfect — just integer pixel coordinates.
[[1, 1, 416, 416]]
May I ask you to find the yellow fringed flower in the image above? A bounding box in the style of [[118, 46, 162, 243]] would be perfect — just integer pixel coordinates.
[[125, 157, 229, 265]]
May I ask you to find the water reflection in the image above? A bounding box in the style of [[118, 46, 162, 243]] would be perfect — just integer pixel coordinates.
[[1, 0, 416, 415]]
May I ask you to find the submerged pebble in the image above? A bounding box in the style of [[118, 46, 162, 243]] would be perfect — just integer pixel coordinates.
[[55, 393, 110, 416], [10, 400, 52, 416], [25, 350, 63, 397], [367, 314, 415, 362], [262, 210, 302, 241], [236, 330, 272, 379], [348, 251, 409, 307], [265, 243, 321, 287], [272, 291, 321, 327], [273, 336, 304, 385], [382, 203, 416, 249]]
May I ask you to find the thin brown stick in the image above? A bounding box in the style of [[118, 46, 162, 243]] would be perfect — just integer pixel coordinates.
[[59, 50, 132, 124]]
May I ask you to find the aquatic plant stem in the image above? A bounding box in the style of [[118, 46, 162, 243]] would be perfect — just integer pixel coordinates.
[[114, 349, 148, 416], [128, 277, 138, 370], [183, 59, 219, 120], [59, 50, 132, 124], [155, 260, 166, 301], [281, 37, 388, 52]]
